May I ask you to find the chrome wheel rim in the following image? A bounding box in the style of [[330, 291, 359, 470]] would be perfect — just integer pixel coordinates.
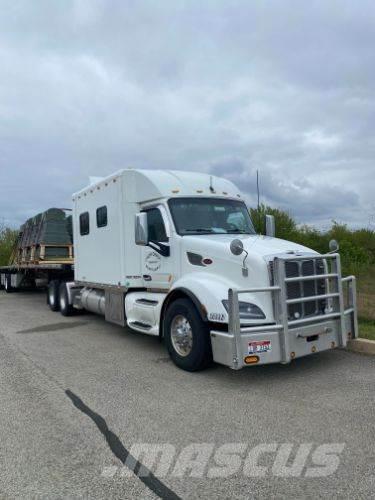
[[170, 315, 193, 357]]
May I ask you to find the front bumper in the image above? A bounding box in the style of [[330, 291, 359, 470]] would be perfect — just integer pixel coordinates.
[[211, 316, 355, 369], [210, 253, 358, 370]]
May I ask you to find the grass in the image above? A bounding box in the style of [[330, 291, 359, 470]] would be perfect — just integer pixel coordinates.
[[356, 269, 375, 341], [358, 319, 375, 341]]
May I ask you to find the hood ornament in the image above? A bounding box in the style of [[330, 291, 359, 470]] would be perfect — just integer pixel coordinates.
[[287, 250, 303, 256]]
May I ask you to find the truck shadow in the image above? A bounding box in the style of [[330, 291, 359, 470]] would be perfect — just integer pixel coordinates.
[[16, 321, 89, 334]]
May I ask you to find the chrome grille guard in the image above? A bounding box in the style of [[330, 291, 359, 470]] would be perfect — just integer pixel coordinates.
[[227, 253, 358, 365]]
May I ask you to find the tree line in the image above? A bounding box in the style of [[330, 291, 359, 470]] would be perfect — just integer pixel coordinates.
[[250, 204, 375, 276]]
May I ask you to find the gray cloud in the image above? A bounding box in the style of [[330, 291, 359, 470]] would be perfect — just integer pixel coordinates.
[[0, 0, 374, 228]]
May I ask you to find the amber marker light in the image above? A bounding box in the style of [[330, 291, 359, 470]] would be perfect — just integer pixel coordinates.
[[244, 355, 259, 364]]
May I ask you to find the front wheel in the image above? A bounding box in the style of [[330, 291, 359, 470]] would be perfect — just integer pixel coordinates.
[[164, 298, 212, 371]]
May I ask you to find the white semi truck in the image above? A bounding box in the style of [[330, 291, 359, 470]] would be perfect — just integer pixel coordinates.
[[2, 169, 358, 371]]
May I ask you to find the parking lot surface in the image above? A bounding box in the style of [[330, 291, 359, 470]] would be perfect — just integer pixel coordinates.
[[0, 290, 374, 499]]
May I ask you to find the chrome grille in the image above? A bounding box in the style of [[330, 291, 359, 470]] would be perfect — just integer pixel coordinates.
[[285, 258, 326, 319], [269, 256, 327, 320]]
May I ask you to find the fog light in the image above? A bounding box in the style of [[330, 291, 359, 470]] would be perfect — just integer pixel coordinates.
[[331, 341, 335, 348], [290, 351, 296, 359], [244, 355, 259, 364], [311, 345, 317, 353]]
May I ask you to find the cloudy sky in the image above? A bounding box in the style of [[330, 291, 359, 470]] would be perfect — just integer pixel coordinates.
[[0, 0, 374, 229]]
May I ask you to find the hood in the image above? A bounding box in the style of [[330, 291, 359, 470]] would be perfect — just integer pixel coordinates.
[[182, 234, 317, 259]]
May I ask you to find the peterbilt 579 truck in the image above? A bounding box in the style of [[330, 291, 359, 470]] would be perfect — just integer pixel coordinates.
[[0, 169, 358, 371]]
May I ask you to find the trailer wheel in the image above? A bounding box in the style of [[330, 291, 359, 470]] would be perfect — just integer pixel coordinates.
[[4, 274, 13, 293], [48, 280, 60, 311], [59, 282, 74, 316], [164, 298, 212, 371]]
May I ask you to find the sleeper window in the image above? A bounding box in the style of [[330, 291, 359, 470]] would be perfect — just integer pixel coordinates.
[[96, 206, 107, 228], [79, 212, 90, 236]]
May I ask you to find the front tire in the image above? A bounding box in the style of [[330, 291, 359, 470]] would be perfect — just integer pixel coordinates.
[[164, 298, 212, 371]]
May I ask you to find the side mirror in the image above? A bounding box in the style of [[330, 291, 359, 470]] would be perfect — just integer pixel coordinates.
[[135, 213, 148, 246], [230, 238, 244, 256], [329, 239, 339, 253], [265, 214, 275, 237]]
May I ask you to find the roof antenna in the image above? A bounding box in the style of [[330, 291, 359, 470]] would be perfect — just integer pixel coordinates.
[[209, 175, 215, 193], [256, 170, 261, 232]]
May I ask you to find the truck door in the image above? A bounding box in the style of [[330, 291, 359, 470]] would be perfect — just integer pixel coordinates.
[[141, 206, 174, 290]]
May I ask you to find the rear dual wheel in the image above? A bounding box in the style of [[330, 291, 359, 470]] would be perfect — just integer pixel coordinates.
[[47, 280, 74, 316], [4, 274, 13, 293], [47, 280, 60, 311], [59, 282, 74, 316]]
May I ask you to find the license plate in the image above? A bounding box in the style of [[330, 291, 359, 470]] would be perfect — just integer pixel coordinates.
[[248, 340, 271, 354]]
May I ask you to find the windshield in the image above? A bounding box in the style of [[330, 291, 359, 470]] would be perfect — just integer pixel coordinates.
[[168, 197, 256, 236]]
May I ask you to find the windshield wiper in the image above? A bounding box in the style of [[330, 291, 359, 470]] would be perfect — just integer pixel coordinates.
[[183, 228, 214, 233], [227, 228, 247, 233]]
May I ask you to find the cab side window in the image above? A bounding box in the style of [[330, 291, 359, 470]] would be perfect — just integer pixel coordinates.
[[146, 208, 168, 242]]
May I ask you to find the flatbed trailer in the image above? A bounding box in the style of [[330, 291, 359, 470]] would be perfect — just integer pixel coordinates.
[[0, 263, 74, 293]]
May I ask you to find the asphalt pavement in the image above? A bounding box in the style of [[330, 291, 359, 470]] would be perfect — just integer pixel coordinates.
[[0, 290, 374, 499]]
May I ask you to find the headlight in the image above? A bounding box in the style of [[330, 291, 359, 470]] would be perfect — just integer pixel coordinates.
[[222, 300, 266, 320]]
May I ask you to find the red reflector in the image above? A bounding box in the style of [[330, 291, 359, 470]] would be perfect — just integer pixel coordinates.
[[202, 258, 213, 265]]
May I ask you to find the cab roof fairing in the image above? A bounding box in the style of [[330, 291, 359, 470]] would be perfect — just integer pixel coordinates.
[[72, 169, 243, 204]]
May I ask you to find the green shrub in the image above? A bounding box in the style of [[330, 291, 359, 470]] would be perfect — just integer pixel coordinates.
[[0, 225, 18, 266], [250, 204, 297, 240]]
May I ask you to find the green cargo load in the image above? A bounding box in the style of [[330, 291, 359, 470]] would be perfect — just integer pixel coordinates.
[[10, 208, 73, 265]]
